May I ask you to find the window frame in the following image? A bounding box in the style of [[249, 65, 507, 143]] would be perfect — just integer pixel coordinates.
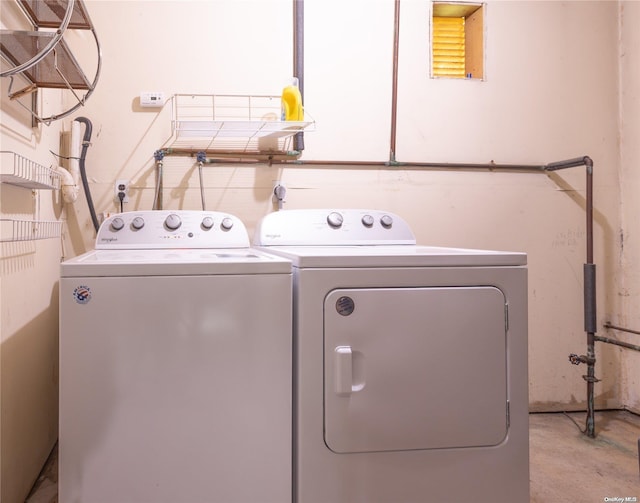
[[430, 1, 485, 80]]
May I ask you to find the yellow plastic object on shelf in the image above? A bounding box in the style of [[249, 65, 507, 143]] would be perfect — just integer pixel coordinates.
[[281, 77, 303, 121]]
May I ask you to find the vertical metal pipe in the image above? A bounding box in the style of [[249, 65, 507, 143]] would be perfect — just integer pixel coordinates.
[[586, 158, 594, 265], [293, 0, 304, 152], [584, 265, 597, 332], [547, 156, 597, 437], [389, 0, 401, 162], [584, 158, 596, 438]]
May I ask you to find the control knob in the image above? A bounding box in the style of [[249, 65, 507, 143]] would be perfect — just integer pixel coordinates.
[[220, 217, 234, 230], [131, 217, 145, 230], [327, 212, 344, 228], [201, 216, 214, 230], [380, 214, 393, 228], [361, 214, 374, 227], [164, 213, 182, 230], [110, 217, 125, 231]]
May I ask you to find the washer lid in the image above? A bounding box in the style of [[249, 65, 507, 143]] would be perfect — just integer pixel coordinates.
[[256, 244, 527, 268], [60, 248, 291, 277]]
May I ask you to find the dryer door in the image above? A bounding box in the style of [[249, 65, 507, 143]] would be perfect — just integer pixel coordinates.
[[324, 286, 508, 453]]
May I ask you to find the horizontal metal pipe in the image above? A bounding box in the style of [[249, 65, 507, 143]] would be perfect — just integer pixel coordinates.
[[166, 157, 550, 172], [594, 335, 640, 352], [160, 151, 602, 173], [157, 148, 554, 171], [158, 149, 597, 176], [603, 323, 640, 336], [283, 159, 547, 172]]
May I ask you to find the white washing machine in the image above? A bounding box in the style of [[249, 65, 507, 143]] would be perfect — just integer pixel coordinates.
[[60, 210, 292, 503], [254, 209, 529, 503]]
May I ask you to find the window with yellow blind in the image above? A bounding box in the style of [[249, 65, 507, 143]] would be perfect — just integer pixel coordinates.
[[431, 2, 484, 79]]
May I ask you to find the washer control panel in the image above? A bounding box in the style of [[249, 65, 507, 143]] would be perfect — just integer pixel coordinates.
[[254, 209, 416, 246], [96, 211, 249, 249]]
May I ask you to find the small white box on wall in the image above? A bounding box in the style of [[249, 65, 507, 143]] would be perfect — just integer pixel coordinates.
[[140, 92, 166, 107]]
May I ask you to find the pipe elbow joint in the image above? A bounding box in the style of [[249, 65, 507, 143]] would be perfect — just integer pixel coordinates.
[[583, 156, 593, 174], [56, 166, 79, 203]]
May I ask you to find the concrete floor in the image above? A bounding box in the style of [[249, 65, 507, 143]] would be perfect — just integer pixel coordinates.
[[26, 410, 640, 503], [530, 410, 640, 503]]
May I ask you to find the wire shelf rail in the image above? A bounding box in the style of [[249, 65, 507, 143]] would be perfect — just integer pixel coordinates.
[[1, 150, 61, 189], [0, 218, 62, 242]]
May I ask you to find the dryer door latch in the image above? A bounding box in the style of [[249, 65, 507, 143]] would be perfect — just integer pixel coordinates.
[[334, 346, 365, 396]]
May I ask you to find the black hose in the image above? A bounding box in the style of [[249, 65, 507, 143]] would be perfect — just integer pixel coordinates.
[[74, 117, 100, 233]]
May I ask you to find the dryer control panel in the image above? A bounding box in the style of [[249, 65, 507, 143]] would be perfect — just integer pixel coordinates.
[[254, 209, 416, 246], [96, 211, 250, 249]]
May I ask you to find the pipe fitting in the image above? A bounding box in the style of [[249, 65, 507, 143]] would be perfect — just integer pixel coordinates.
[[56, 166, 79, 203], [583, 156, 593, 174], [568, 353, 596, 366]]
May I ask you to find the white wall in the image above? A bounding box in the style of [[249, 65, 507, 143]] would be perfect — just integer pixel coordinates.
[[1, 77, 64, 503], [618, 0, 640, 412], [0, 0, 636, 500], [1, 3, 69, 501], [71, 0, 624, 410]]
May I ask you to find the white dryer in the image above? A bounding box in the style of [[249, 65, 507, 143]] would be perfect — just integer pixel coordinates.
[[254, 209, 529, 503], [60, 210, 292, 503]]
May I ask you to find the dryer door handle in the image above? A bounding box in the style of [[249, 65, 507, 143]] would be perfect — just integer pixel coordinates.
[[334, 346, 365, 396]]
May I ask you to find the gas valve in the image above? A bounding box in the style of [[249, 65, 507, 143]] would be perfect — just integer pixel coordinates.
[[569, 353, 584, 365]]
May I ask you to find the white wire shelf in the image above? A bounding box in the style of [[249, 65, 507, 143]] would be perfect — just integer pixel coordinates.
[[171, 94, 314, 153], [1, 151, 61, 189], [0, 218, 62, 242]]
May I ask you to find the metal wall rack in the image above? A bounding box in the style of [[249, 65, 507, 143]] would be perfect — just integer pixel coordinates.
[[1, 150, 61, 189], [1, 151, 62, 242], [170, 94, 314, 155], [0, 0, 101, 124], [0, 218, 62, 242]]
